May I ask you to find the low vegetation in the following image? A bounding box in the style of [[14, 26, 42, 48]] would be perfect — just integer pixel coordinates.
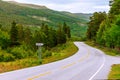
[[85, 41, 119, 56], [42, 41, 78, 64], [108, 64, 120, 79], [0, 41, 78, 73], [0, 15, 79, 73]]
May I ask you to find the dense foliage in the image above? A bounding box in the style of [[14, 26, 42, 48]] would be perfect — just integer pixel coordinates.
[[0, 21, 71, 62], [87, 0, 120, 53], [87, 12, 106, 40]]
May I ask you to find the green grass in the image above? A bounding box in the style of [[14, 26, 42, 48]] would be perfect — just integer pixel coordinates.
[[0, 41, 78, 73], [0, 58, 41, 73], [85, 41, 118, 56], [42, 41, 78, 64], [108, 64, 120, 79]]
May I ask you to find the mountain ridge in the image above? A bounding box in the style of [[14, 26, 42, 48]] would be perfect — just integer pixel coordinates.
[[0, 0, 91, 36], [5, 1, 48, 9]]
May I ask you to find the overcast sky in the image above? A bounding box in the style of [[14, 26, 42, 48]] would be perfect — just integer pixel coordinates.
[[3, 0, 110, 13]]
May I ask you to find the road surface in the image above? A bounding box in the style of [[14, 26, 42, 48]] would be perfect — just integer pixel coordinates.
[[0, 42, 120, 80]]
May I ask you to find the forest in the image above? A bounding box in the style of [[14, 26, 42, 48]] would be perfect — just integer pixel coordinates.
[[87, 0, 120, 54]]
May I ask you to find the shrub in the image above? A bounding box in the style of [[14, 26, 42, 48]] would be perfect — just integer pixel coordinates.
[[10, 45, 33, 59], [0, 29, 10, 49], [42, 50, 52, 58], [0, 51, 15, 62]]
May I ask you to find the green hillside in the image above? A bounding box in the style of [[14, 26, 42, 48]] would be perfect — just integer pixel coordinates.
[[74, 13, 92, 21], [0, 0, 90, 37]]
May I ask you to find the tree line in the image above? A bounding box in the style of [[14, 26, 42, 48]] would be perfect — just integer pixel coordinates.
[[87, 0, 120, 53], [0, 21, 71, 62], [10, 22, 71, 49]]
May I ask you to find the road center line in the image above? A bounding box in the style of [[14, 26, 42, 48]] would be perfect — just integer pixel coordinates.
[[27, 71, 52, 80], [61, 62, 76, 69], [78, 50, 90, 62], [27, 43, 91, 80]]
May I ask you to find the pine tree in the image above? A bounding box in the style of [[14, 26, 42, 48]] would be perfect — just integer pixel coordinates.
[[63, 22, 67, 34], [57, 24, 66, 44], [47, 27, 57, 48], [67, 26, 71, 38], [24, 27, 32, 45], [63, 22, 71, 38], [17, 24, 24, 43], [10, 21, 19, 46]]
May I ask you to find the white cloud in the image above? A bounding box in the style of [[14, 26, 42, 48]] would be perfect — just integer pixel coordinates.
[[2, 0, 15, 1], [39, 2, 110, 13], [94, 5, 110, 9], [93, 5, 110, 12]]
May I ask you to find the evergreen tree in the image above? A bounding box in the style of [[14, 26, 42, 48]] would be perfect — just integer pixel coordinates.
[[10, 21, 19, 46], [24, 27, 32, 45], [17, 24, 24, 43], [57, 24, 66, 44], [63, 22, 67, 34], [41, 24, 49, 36], [66, 26, 71, 38], [47, 27, 57, 48], [41, 24, 49, 47], [32, 30, 46, 50], [63, 22, 71, 38]]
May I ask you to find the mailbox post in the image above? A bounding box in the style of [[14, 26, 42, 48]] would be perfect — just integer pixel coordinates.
[[36, 43, 43, 60]]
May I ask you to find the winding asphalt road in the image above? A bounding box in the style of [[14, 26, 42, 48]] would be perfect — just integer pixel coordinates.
[[0, 42, 120, 80]]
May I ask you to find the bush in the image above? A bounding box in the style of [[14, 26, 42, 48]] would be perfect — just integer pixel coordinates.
[[42, 50, 52, 58], [0, 50, 15, 62], [0, 29, 10, 49], [10, 45, 33, 59]]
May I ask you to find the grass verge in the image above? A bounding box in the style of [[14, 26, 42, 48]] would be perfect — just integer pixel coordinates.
[[108, 64, 120, 79], [0, 58, 41, 73], [42, 41, 78, 64], [0, 41, 78, 73], [85, 41, 118, 56]]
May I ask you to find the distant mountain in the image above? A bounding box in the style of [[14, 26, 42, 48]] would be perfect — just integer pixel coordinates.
[[0, 0, 91, 37], [61, 11, 91, 22], [6, 1, 48, 9], [74, 13, 92, 21]]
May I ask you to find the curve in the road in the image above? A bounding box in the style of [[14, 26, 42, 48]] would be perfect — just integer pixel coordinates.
[[0, 42, 120, 80]]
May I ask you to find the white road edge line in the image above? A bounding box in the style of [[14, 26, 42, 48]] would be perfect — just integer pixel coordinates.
[[89, 55, 106, 80]]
